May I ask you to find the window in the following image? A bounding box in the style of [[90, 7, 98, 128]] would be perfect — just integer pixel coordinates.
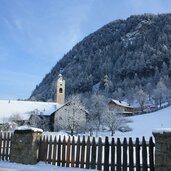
[[59, 88, 63, 93]]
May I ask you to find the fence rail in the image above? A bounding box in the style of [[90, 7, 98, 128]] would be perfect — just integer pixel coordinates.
[[38, 135, 155, 171], [0, 132, 13, 161]]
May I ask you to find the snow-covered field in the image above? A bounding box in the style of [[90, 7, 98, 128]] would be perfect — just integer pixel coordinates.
[[114, 106, 171, 139], [0, 161, 95, 171], [0, 100, 171, 170], [0, 100, 171, 139], [0, 100, 60, 122]]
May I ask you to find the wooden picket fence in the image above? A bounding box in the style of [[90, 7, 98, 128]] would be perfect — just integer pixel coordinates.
[[38, 135, 155, 171], [0, 132, 13, 161]]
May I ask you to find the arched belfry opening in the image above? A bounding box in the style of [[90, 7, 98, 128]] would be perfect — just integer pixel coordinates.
[[59, 88, 63, 93], [56, 74, 65, 105]]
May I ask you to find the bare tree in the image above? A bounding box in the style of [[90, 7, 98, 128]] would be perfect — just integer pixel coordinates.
[[154, 80, 167, 107], [89, 94, 108, 132], [8, 113, 22, 122], [56, 95, 86, 136], [102, 109, 124, 136], [136, 89, 147, 111]]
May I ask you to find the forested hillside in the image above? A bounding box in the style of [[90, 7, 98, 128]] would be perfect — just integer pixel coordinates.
[[30, 13, 171, 106]]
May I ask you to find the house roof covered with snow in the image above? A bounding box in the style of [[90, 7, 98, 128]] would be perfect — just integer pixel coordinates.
[[109, 99, 134, 108], [0, 100, 62, 123]]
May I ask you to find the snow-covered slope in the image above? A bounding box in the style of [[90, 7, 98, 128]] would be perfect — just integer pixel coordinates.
[[0, 100, 60, 123], [115, 106, 171, 139], [0, 100, 171, 140]]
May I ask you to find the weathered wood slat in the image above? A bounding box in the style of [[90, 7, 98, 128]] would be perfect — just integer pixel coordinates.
[[62, 136, 66, 167], [149, 137, 154, 171], [71, 137, 75, 167], [91, 137, 96, 169], [76, 136, 80, 168], [52, 136, 57, 165], [0, 132, 2, 160], [48, 136, 52, 164], [57, 136, 61, 166], [8, 133, 13, 161], [80, 136, 85, 168], [142, 136, 148, 171], [44, 136, 49, 162], [111, 138, 115, 171], [135, 138, 140, 171], [29, 134, 156, 171], [2, 133, 6, 160], [66, 136, 71, 167], [104, 137, 109, 171], [116, 138, 121, 171], [129, 138, 134, 171], [86, 136, 90, 169], [38, 136, 43, 161], [123, 138, 127, 171], [5, 133, 10, 161], [97, 137, 102, 170]]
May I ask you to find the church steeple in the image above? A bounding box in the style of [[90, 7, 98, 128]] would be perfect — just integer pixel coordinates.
[[56, 74, 65, 105]]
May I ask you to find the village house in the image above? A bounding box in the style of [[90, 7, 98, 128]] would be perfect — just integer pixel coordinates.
[[108, 99, 138, 115]]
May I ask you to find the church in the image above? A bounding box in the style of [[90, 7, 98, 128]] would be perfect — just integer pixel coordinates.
[[27, 73, 88, 132], [27, 73, 66, 131]]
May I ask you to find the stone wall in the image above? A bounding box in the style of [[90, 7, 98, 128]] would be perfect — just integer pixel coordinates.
[[10, 127, 42, 164], [153, 129, 171, 171]]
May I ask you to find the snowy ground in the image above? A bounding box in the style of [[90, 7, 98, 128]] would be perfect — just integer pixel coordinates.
[[114, 105, 171, 140], [0, 161, 95, 171], [0, 100, 171, 169], [0, 100, 171, 139], [43, 105, 171, 141], [0, 100, 60, 123]]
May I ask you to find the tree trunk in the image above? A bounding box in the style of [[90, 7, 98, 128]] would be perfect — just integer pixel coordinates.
[[71, 129, 74, 136], [111, 129, 114, 136]]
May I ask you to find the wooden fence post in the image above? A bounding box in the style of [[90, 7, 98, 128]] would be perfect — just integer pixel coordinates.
[[104, 137, 109, 171], [52, 136, 57, 165], [111, 138, 115, 171], [149, 137, 154, 171], [97, 137, 102, 170], [91, 137, 96, 169], [81, 136, 85, 168], [48, 135, 52, 164], [135, 138, 140, 171], [71, 136, 75, 167], [62, 136, 66, 167], [86, 136, 91, 169], [116, 138, 121, 171], [0, 132, 2, 160], [129, 138, 134, 171], [142, 136, 147, 171], [66, 136, 70, 167], [76, 136, 80, 168], [123, 138, 127, 171], [57, 135, 62, 166]]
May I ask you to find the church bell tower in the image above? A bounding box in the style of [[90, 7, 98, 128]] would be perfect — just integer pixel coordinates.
[[56, 74, 65, 105]]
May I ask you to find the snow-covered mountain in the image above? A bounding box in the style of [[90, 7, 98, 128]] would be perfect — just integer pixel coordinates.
[[30, 13, 171, 104]]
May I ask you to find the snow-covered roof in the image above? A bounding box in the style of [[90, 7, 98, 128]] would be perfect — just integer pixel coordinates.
[[15, 125, 43, 133], [110, 99, 134, 108], [152, 128, 171, 134], [0, 100, 62, 123]]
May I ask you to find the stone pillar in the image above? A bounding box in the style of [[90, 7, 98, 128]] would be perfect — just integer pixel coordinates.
[[10, 127, 43, 164], [153, 128, 171, 171]]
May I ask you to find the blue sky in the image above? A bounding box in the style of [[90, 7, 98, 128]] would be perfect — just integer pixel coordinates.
[[0, 0, 171, 100]]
